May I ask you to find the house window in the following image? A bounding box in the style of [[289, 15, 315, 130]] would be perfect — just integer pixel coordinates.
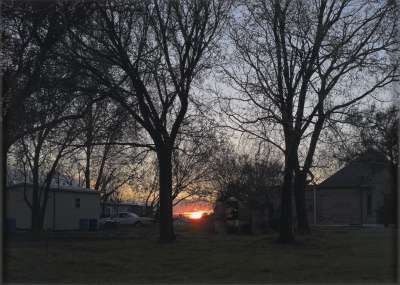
[[367, 193, 372, 216], [75, 198, 81, 208]]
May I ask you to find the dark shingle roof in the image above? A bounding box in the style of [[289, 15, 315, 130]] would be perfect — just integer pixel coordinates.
[[318, 150, 388, 189]]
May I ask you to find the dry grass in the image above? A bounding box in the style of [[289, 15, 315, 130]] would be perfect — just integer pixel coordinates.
[[3, 224, 397, 283]]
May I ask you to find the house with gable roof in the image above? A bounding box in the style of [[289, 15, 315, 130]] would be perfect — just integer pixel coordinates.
[[315, 150, 393, 225]]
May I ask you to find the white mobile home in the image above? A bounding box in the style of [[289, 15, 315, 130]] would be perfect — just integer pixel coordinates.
[[6, 183, 101, 231]]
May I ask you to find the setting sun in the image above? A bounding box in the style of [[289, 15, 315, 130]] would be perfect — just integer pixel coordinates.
[[189, 211, 204, 219]]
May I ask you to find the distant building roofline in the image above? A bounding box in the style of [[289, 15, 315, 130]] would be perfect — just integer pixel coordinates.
[[316, 185, 372, 190], [7, 183, 99, 195], [101, 200, 146, 206]]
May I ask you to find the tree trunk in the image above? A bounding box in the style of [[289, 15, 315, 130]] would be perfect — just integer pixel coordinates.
[[85, 148, 91, 189], [39, 185, 51, 231], [85, 104, 93, 189], [31, 183, 42, 233], [156, 147, 176, 243], [30, 165, 47, 233], [294, 172, 310, 234], [31, 209, 42, 233], [278, 164, 295, 243], [278, 127, 297, 243], [390, 163, 398, 227], [2, 118, 7, 236]]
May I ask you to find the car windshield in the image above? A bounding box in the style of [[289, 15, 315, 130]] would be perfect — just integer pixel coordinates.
[[128, 213, 139, 218]]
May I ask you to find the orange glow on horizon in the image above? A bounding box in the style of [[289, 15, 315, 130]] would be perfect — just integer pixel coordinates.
[[181, 210, 213, 220], [189, 211, 204, 219], [173, 200, 213, 219]]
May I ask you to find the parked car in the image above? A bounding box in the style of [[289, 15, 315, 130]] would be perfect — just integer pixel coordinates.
[[100, 212, 155, 228]]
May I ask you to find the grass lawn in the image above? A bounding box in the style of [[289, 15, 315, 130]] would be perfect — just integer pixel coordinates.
[[3, 223, 398, 283]]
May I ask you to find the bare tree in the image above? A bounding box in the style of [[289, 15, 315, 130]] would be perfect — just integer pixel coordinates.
[[1, 1, 93, 203], [64, 0, 230, 242], [45, 97, 152, 213], [211, 143, 283, 231], [222, 0, 398, 242], [212, 141, 283, 199], [133, 123, 222, 215], [1, 1, 88, 150], [10, 99, 80, 232], [171, 118, 221, 205], [68, 98, 149, 199]]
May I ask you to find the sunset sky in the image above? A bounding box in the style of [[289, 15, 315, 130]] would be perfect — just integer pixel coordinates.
[[173, 200, 213, 217]]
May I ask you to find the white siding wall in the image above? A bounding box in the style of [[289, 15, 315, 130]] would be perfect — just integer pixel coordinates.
[[6, 185, 100, 230], [52, 191, 100, 230]]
